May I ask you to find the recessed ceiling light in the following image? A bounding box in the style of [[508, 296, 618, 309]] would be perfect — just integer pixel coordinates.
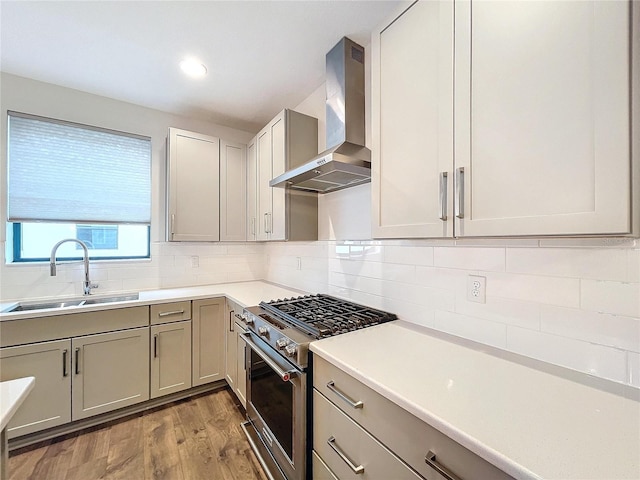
[[179, 58, 207, 78]]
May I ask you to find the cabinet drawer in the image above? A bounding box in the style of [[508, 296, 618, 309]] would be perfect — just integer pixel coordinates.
[[150, 301, 191, 325], [314, 389, 422, 480], [312, 450, 339, 480], [314, 355, 513, 480]]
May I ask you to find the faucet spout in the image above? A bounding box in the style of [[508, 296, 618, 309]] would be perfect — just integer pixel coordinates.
[[50, 238, 95, 295]]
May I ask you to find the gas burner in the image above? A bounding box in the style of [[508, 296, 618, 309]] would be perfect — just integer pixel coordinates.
[[259, 294, 397, 339]]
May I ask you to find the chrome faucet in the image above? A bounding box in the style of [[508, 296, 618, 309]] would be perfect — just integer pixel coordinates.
[[50, 239, 96, 295]]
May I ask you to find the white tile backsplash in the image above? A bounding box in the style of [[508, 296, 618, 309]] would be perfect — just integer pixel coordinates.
[[2, 236, 639, 388], [540, 306, 640, 353], [434, 246, 506, 272], [486, 271, 581, 308], [580, 280, 640, 317], [506, 327, 628, 383], [506, 248, 629, 281], [265, 240, 640, 388]]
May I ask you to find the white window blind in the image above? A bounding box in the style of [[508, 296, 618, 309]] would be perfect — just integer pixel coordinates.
[[8, 111, 151, 224]]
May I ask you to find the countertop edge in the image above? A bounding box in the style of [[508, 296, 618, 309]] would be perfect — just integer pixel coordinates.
[[0, 377, 35, 431]]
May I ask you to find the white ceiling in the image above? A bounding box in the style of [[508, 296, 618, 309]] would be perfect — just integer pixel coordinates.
[[0, 0, 402, 133]]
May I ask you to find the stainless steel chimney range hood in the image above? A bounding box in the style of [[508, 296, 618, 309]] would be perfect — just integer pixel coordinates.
[[270, 37, 371, 194]]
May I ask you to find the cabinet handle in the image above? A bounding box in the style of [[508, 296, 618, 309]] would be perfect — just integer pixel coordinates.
[[327, 436, 364, 475], [158, 309, 184, 317], [154, 334, 158, 358], [170, 214, 175, 235], [251, 217, 256, 236], [74, 347, 80, 375], [62, 349, 68, 377], [264, 213, 269, 234], [455, 167, 464, 219], [425, 451, 461, 480], [439, 172, 448, 221], [326, 381, 363, 409], [267, 213, 272, 234], [229, 310, 235, 332]]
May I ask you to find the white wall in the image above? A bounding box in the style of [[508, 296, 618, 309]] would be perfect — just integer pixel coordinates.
[[266, 75, 640, 389], [0, 73, 265, 299]]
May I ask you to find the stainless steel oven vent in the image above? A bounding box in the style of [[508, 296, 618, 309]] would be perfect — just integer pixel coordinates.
[[270, 37, 371, 193]]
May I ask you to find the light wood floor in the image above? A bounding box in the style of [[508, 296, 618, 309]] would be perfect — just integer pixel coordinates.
[[8, 388, 268, 480]]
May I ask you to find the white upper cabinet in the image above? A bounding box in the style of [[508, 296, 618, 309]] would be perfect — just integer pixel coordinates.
[[373, 0, 636, 238], [167, 128, 220, 241], [254, 109, 318, 241], [220, 139, 247, 241], [372, 0, 454, 238], [455, 0, 632, 237]]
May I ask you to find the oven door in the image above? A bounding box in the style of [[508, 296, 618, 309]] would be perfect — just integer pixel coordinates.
[[244, 331, 307, 480]]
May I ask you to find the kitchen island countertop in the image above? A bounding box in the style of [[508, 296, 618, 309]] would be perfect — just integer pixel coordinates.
[[310, 321, 640, 480]]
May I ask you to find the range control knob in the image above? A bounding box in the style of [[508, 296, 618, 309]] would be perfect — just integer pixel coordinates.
[[245, 315, 254, 325], [285, 344, 297, 358], [276, 338, 289, 350], [258, 326, 270, 337]]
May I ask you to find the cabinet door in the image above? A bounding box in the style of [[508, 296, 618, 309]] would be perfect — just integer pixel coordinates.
[[151, 321, 192, 399], [256, 128, 272, 241], [225, 307, 237, 392], [270, 113, 287, 241], [220, 140, 247, 241], [0, 339, 71, 438], [247, 137, 258, 241], [235, 322, 247, 408], [72, 328, 150, 420], [168, 128, 220, 241], [192, 298, 225, 386], [454, 0, 631, 236], [372, 0, 454, 239]]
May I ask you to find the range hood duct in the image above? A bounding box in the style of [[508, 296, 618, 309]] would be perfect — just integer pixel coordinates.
[[270, 37, 371, 194]]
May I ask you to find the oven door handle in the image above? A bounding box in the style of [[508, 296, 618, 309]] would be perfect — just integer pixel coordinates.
[[243, 333, 298, 382]]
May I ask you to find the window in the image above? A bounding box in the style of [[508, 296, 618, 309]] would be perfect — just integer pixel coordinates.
[[7, 111, 151, 262]]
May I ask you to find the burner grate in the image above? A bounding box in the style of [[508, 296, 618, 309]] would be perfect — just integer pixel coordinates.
[[259, 294, 396, 338]]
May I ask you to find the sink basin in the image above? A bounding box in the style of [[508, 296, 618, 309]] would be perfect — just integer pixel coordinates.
[[81, 294, 140, 305], [8, 300, 85, 312], [4, 293, 140, 313]]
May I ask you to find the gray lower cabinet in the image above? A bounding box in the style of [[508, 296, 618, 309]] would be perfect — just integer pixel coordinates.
[[0, 339, 71, 439], [71, 327, 150, 421], [313, 355, 514, 480], [150, 320, 192, 399], [192, 298, 225, 386], [224, 299, 247, 408]]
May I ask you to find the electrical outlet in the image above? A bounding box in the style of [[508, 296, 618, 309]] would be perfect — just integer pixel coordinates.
[[467, 275, 486, 303], [191, 256, 199, 268]]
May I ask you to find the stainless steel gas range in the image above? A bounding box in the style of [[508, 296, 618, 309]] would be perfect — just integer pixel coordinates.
[[238, 294, 397, 480]]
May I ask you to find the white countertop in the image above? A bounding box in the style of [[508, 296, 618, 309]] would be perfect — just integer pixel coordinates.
[[0, 281, 306, 321], [310, 321, 640, 480], [0, 377, 34, 431]]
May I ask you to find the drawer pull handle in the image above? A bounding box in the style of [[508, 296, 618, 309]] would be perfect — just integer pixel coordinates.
[[326, 381, 363, 409], [158, 309, 184, 317], [327, 436, 364, 474], [425, 451, 461, 480]]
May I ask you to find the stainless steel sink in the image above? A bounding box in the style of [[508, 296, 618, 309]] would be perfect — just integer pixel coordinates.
[[81, 294, 139, 305], [4, 293, 140, 313], [8, 300, 85, 312]]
